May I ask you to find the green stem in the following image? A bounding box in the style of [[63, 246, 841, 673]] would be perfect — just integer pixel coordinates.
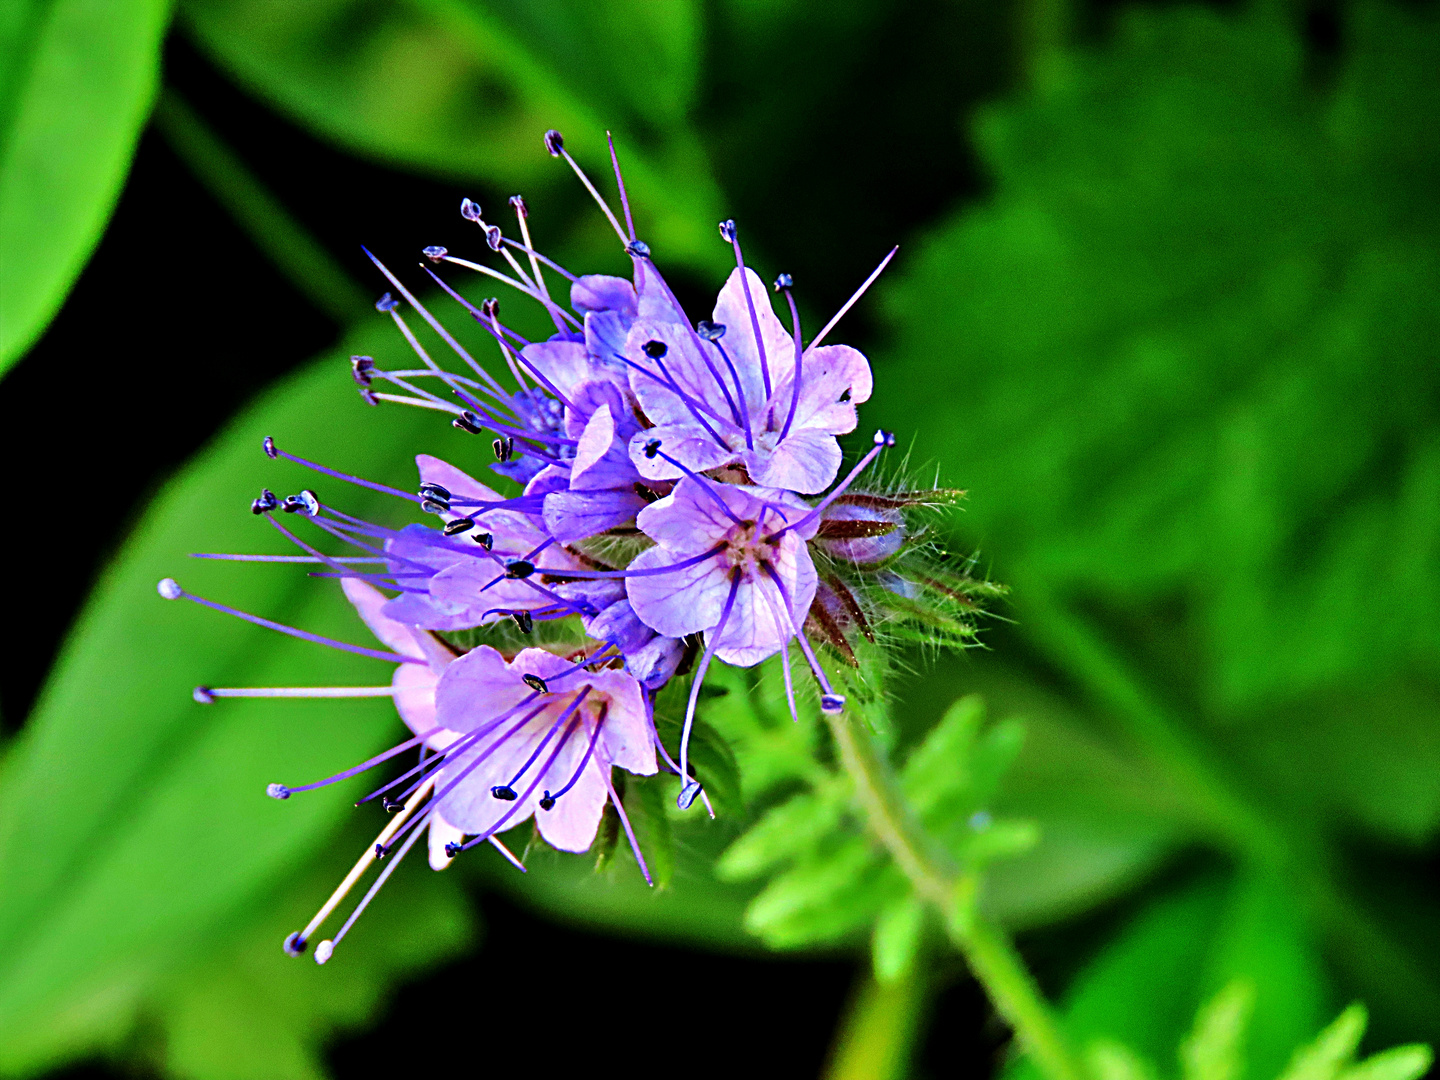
[[824, 968, 929, 1080], [825, 709, 1083, 1080], [152, 88, 371, 325]]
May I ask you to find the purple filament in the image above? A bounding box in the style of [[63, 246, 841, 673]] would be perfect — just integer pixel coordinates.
[[268, 444, 421, 503], [545, 703, 607, 803], [778, 286, 805, 442], [727, 229, 773, 398], [177, 588, 425, 664], [678, 573, 742, 785], [500, 687, 592, 788], [607, 132, 636, 241]]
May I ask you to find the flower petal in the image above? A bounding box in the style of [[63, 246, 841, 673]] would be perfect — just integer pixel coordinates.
[[626, 544, 730, 638]]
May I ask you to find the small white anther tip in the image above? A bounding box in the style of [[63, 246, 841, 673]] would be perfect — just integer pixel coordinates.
[[314, 940, 334, 965], [193, 686, 215, 704], [157, 578, 182, 600], [266, 783, 290, 800]]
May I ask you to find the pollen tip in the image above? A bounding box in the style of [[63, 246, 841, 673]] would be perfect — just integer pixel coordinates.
[[375, 292, 398, 313], [314, 940, 334, 965], [697, 320, 726, 342], [677, 779, 704, 810], [543, 129, 564, 156], [445, 841, 463, 858], [460, 197, 482, 221], [873, 429, 896, 447], [504, 559, 535, 580], [820, 693, 847, 714], [491, 785, 519, 801], [773, 272, 793, 291], [508, 194, 528, 217], [718, 219, 737, 243], [262, 435, 278, 458], [251, 488, 278, 515], [539, 792, 555, 810], [283, 931, 307, 957], [643, 438, 662, 460], [642, 339, 668, 359], [267, 783, 291, 800], [282, 490, 320, 517], [625, 239, 650, 258], [193, 686, 216, 705], [157, 578, 183, 600], [422, 245, 448, 261], [474, 531, 494, 550], [484, 224, 503, 252], [350, 355, 375, 385]]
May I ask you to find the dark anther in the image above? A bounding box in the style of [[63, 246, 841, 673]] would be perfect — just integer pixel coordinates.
[[509, 194, 528, 218], [484, 224, 503, 252], [283, 932, 308, 957], [505, 559, 535, 579], [452, 411, 484, 434], [375, 292, 398, 313], [539, 792, 556, 811], [839, 388, 852, 403], [262, 435, 278, 458], [522, 674, 550, 694], [474, 531, 494, 550], [419, 482, 452, 501], [358, 387, 378, 406], [282, 490, 320, 516], [422, 245, 448, 261], [491, 785, 518, 801], [642, 340, 668, 359], [350, 355, 376, 385], [460, 197, 483, 221], [444, 841, 462, 858], [677, 779, 704, 810], [512, 610, 534, 634], [773, 272, 793, 291], [625, 239, 650, 258], [718, 219, 737, 243], [820, 693, 847, 714], [443, 517, 475, 536], [481, 297, 500, 318], [543, 129, 564, 156], [251, 488, 278, 515], [267, 783, 290, 800], [193, 686, 215, 704], [375, 843, 387, 859], [382, 796, 403, 812], [643, 439, 662, 460], [873, 429, 896, 448], [493, 435, 515, 461], [697, 320, 726, 342]]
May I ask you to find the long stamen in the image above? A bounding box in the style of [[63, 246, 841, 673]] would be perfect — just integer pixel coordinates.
[[452, 717, 582, 854], [546, 130, 628, 243], [763, 564, 845, 713], [272, 731, 430, 799], [500, 236, 578, 281], [767, 430, 895, 540], [542, 704, 606, 804], [607, 132, 636, 241], [198, 685, 395, 702], [677, 573, 742, 808], [421, 267, 534, 353], [722, 220, 773, 398], [190, 554, 388, 564], [777, 278, 805, 441], [439, 254, 583, 332], [494, 688, 592, 795], [157, 579, 425, 664], [645, 704, 715, 819], [646, 445, 748, 527], [638, 265, 747, 428], [610, 348, 730, 430], [284, 775, 435, 958], [263, 439, 422, 503], [710, 337, 754, 449], [531, 544, 725, 580], [314, 807, 429, 964], [808, 245, 898, 352], [601, 766, 651, 886]]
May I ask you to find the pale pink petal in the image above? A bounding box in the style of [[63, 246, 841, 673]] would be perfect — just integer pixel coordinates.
[[518, 338, 592, 401], [712, 266, 795, 410], [342, 577, 424, 657], [434, 645, 532, 734], [627, 424, 735, 483], [571, 274, 636, 315], [634, 477, 744, 551], [625, 544, 730, 638], [571, 403, 640, 491], [532, 750, 609, 852], [744, 426, 843, 494], [542, 488, 647, 543], [766, 344, 872, 436], [712, 535, 818, 666], [588, 669, 658, 776], [428, 813, 465, 871]]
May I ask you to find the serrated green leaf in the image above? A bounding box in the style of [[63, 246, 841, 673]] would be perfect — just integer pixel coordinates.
[[1340, 1045, 1434, 1080], [1181, 981, 1256, 1080], [0, 309, 490, 1073], [900, 693, 984, 813], [743, 836, 878, 946], [871, 893, 924, 984], [1088, 1040, 1159, 1080], [0, 0, 173, 370], [181, 0, 726, 270], [1277, 1006, 1368, 1080], [873, 1, 1440, 710], [716, 787, 846, 882]]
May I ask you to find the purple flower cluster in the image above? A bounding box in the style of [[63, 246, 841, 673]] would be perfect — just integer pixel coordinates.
[[159, 131, 918, 964]]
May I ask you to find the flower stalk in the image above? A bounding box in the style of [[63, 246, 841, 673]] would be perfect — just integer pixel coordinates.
[[823, 705, 1083, 1080]]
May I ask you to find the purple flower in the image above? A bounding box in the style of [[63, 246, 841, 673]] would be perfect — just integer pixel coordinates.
[[623, 267, 873, 494], [432, 645, 657, 853]]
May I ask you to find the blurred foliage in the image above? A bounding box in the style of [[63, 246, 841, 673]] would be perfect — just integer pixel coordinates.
[[3, 0, 1440, 1076], [0, 0, 173, 370]]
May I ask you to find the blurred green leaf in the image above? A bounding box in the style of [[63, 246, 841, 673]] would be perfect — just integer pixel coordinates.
[[874, 1, 1440, 710], [1007, 869, 1325, 1080], [148, 816, 475, 1080], [1182, 981, 1255, 1080], [0, 0, 173, 371], [0, 308, 490, 1072], [870, 893, 924, 984], [181, 0, 727, 269]]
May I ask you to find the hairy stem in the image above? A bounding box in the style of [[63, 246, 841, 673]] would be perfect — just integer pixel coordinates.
[[825, 709, 1083, 1080]]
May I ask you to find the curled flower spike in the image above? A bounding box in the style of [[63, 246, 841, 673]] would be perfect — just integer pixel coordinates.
[[161, 127, 950, 962]]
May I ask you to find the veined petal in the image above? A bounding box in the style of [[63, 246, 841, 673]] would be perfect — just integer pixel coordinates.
[[627, 424, 735, 483], [626, 545, 731, 638], [542, 488, 647, 542], [712, 266, 794, 406], [744, 426, 843, 494]]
